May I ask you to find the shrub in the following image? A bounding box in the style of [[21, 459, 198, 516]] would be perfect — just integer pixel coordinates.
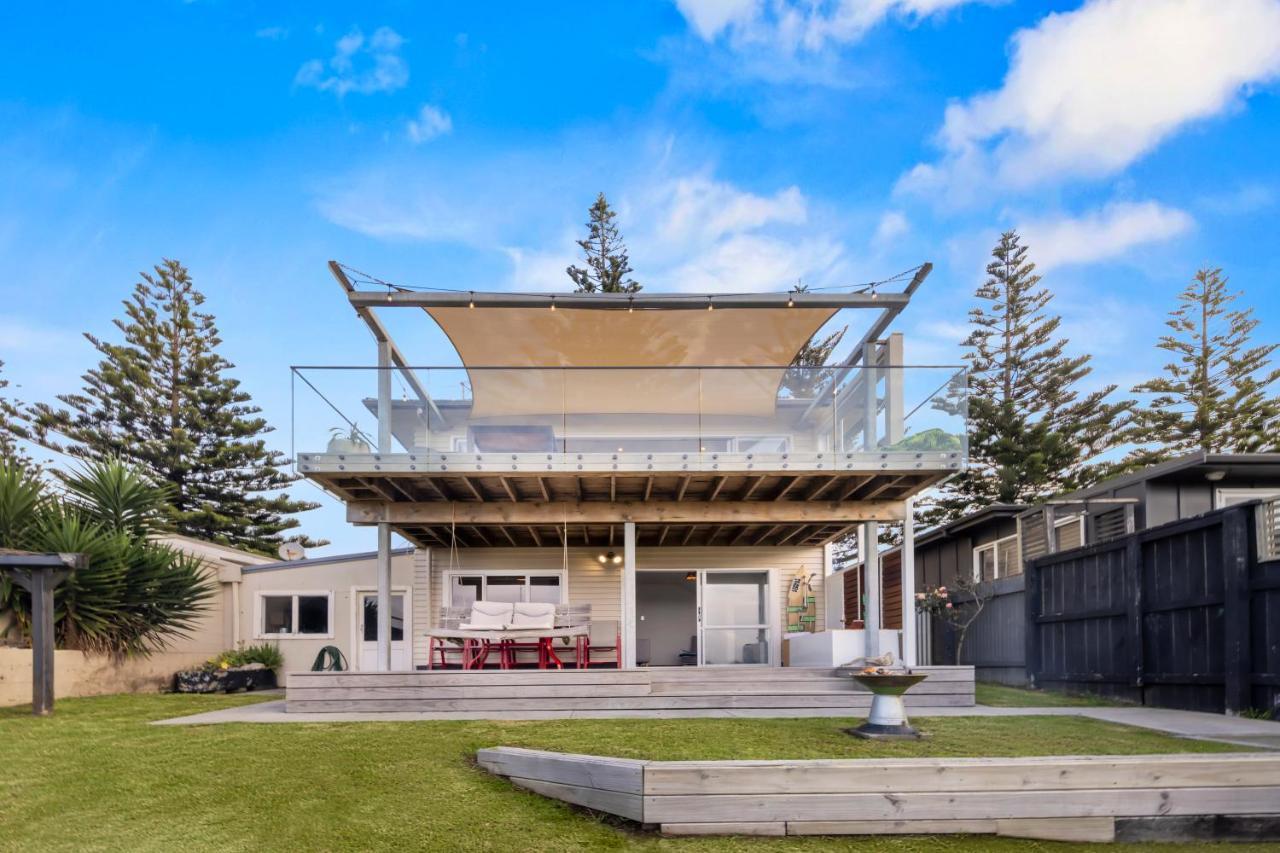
[[206, 643, 284, 672], [0, 459, 215, 656]]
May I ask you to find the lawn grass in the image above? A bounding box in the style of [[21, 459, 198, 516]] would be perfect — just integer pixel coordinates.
[[976, 682, 1129, 708], [0, 694, 1262, 853]]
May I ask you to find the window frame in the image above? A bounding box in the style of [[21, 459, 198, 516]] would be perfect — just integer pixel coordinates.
[[1053, 513, 1086, 550], [1215, 487, 1280, 509], [972, 533, 1021, 582], [443, 569, 569, 607], [255, 590, 335, 640]]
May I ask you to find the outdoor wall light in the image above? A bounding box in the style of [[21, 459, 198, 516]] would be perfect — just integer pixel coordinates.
[[597, 551, 623, 566], [684, 571, 696, 581], [1205, 469, 1227, 482]]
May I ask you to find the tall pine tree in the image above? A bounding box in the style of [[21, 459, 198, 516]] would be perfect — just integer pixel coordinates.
[[783, 285, 846, 397], [566, 193, 642, 293], [0, 360, 33, 465], [927, 232, 1129, 523], [30, 259, 323, 554], [1123, 267, 1279, 462]]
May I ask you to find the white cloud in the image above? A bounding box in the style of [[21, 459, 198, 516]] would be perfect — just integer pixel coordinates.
[[295, 27, 408, 97], [407, 104, 453, 144], [902, 0, 1280, 201], [1017, 200, 1194, 272], [872, 210, 909, 248], [656, 175, 805, 245], [675, 0, 983, 52]]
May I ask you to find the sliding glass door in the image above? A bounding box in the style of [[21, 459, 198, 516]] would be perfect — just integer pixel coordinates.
[[698, 571, 771, 665]]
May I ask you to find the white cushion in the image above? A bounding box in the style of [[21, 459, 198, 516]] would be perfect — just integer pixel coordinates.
[[510, 602, 556, 630], [462, 601, 514, 630]]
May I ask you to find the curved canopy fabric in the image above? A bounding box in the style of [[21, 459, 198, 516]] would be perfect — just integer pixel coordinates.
[[426, 306, 836, 417]]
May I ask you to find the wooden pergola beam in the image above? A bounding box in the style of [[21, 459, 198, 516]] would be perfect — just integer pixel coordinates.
[[349, 499, 906, 526]]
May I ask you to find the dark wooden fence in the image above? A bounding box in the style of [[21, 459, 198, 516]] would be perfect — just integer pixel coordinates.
[[940, 575, 1027, 685], [1025, 502, 1280, 715]]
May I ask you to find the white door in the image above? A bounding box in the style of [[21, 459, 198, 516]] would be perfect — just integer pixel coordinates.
[[357, 592, 410, 671], [697, 571, 771, 665]]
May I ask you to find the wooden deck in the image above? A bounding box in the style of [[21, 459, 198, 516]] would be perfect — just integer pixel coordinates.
[[285, 666, 974, 716], [477, 747, 1280, 842]]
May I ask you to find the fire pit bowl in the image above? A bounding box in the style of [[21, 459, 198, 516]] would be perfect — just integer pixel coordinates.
[[846, 672, 929, 740]]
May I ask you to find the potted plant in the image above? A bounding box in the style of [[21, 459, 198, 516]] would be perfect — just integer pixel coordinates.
[[327, 424, 372, 454]]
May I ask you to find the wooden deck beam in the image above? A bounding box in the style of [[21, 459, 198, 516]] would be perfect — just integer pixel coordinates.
[[348, 500, 906, 526]]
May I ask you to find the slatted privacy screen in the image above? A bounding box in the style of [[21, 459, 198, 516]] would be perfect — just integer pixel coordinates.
[[1260, 498, 1280, 562]]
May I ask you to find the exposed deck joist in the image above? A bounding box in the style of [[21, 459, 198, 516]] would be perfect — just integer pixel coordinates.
[[304, 470, 946, 506]]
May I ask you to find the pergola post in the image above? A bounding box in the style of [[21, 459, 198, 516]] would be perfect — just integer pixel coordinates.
[[376, 523, 392, 671], [900, 497, 917, 666], [2, 552, 84, 716], [622, 522, 637, 669], [862, 522, 881, 658]]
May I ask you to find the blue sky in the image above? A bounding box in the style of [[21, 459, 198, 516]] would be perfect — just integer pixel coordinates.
[[3, 0, 1278, 554]]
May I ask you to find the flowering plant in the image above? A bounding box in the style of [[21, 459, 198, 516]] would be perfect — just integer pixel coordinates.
[[914, 577, 991, 663]]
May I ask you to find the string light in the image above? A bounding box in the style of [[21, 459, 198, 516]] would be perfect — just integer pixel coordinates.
[[468, 292, 475, 309], [549, 296, 556, 311], [707, 297, 714, 311], [787, 293, 794, 308]]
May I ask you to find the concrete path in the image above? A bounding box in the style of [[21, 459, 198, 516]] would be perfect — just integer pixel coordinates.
[[152, 699, 1280, 748]]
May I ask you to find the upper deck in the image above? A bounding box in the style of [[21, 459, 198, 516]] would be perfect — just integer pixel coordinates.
[[290, 262, 967, 547]]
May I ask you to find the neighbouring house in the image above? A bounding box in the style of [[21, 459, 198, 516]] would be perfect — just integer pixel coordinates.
[[278, 260, 976, 713], [902, 452, 1280, 714], [909, 452, 1280, 596]]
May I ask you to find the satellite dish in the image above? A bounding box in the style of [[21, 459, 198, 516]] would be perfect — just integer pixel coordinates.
[[278, 541, 306, 562]]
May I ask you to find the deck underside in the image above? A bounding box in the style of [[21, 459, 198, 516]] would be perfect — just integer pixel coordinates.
[[285, 666, 975, 716], [302, 469, 948, 547]]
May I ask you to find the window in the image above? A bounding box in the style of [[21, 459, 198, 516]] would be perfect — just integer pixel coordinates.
[[1216, 487, 1280, 508], [446, 572, 566, 607], [258, 592, 333, 638], [973, 534, 1021, 582]]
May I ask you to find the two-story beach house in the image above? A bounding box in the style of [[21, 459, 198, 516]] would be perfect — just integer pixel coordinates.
[[284, 261, 971, 713]]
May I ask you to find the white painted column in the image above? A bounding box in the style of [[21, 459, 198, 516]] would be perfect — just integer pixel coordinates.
[[822, 542, 842, 630], [376, 522, 392, 671], [231, 580, 241, 648], [622, 521, 637, 668], [862, 521, 881, 658], [377, 339, 392, 453], [901, 498, 917, 666]]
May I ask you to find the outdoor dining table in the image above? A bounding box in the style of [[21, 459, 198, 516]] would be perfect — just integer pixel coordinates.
[[426, 626, 589, 670]]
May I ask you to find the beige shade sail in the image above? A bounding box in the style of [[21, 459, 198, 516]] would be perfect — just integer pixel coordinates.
[[426, 306, 837, 417]]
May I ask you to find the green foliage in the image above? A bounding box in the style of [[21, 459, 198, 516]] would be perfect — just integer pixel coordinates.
[[206, 643, 284, 671], [0, 458, 215, 656], [565, 193, 642, 293], [925, 232, 1130, 525], [1123, 267, 1280, 463], [29, 259, 322, 554], [894, 427, 964, 451]]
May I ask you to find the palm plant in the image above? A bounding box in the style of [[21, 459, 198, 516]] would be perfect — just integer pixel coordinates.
[[0, 458, 215, 656]]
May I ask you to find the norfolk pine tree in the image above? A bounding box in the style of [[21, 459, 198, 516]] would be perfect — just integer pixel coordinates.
[[0, 360, 34, 465], [30, 259, 322, 554], [926, 232, 1129, 523], [566, 193, 642, 293], [1124, 267, 1279, 463]]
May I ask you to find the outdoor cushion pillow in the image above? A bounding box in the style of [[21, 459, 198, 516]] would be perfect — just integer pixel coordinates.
[[460, 601, 514, 630], [510, 602, 556, 630]]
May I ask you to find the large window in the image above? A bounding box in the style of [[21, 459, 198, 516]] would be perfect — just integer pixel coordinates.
[[257, 592, 333, 638], [973, 534, 1021, 582], [446, 572, 566, 607]]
